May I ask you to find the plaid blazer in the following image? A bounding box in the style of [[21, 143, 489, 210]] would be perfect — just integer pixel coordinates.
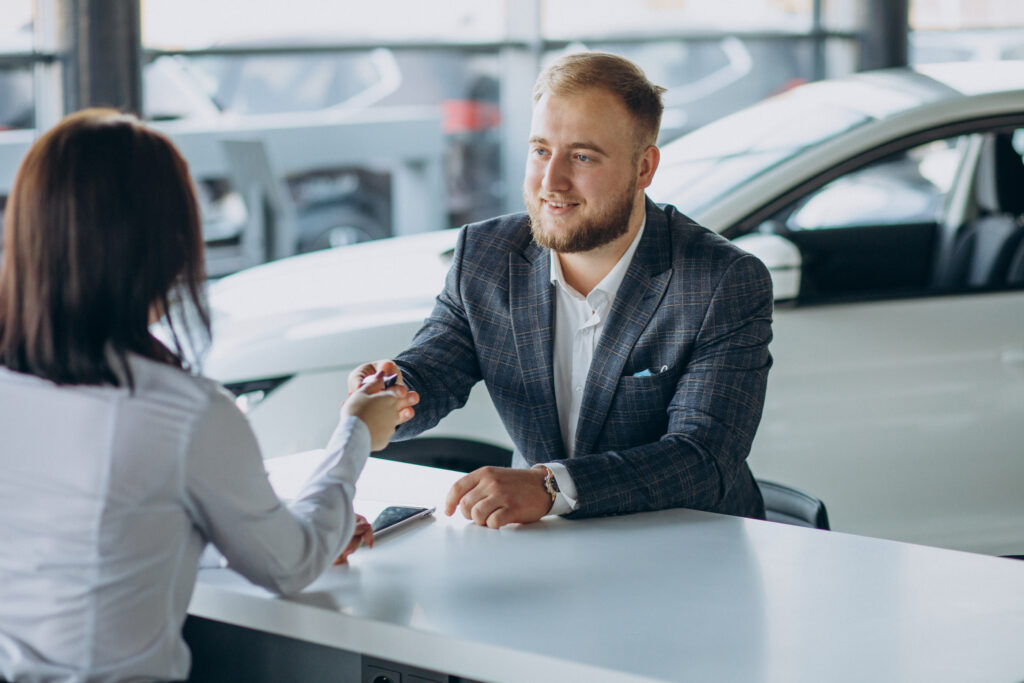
[[395, 198, 773, 519]]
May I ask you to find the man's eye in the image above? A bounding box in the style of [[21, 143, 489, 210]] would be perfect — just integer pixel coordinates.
[[532, 148, 549, 157], [576, 154, 592, 162]]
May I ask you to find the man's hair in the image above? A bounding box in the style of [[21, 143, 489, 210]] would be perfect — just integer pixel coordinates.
[[532, 51, 666, 149], [0, 108, 210, 387]]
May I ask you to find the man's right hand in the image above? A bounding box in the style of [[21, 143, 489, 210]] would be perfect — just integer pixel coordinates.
[[341, 371, 418, 450], [347, 360, 419, 428], [348, 359, 404, 394]]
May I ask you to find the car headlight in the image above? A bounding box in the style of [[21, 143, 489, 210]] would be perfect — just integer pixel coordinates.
[[222, 375, 293, 414]]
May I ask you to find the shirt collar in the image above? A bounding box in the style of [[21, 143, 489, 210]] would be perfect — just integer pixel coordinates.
[[549, 217, 647, 302]]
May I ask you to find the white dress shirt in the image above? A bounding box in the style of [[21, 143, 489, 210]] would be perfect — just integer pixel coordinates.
[[0, 353, 369, 682], [545, 221, 646, 515]]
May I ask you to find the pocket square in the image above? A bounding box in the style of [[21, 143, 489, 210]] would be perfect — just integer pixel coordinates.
[[632, 365, 668, 378]]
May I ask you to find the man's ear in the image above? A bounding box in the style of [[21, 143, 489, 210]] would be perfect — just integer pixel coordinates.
[[636, 145, 660, 190]]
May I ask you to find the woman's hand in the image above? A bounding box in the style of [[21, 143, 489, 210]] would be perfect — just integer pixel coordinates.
[[334, 514, 373, 564], [341, 370, 418, 451]]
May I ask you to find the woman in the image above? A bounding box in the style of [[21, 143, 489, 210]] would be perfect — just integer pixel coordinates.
[[0, 109, 416, 682]]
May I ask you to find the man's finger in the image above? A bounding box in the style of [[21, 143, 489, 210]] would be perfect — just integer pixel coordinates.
[[460, 485, 490, 521], [471, 497, 502, 526], [356, 371, 386, 395], [348, 363, 379, 393], [396, 390, 419, 425], [444, 471, 480, 516], [486, 507, 511, 529], [375, 360, 402, 384]]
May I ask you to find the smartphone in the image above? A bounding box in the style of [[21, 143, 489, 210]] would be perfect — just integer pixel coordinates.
[[371, 505, 434, 537]]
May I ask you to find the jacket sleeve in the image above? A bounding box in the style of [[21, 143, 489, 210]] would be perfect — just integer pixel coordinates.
[[393, 226, 484, 439], [558, 254, 773, 518]]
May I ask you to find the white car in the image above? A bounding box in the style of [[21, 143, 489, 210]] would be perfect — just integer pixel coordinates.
[[206, 61, 1024, 556]]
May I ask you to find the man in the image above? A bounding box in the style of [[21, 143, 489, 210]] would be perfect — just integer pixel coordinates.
[[350, 52, 773, 528]]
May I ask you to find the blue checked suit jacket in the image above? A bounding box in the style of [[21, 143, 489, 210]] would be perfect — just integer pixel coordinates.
[[394, 197, 773, 519]]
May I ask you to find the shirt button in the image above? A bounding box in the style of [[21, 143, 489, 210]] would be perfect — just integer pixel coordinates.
[[575, 385, 583, 393]]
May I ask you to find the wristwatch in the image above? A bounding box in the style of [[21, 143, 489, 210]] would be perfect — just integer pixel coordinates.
[[540, 465, 560, 504]]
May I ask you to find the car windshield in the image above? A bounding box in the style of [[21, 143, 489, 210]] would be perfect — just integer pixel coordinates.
[[649, 92, 873, 215]]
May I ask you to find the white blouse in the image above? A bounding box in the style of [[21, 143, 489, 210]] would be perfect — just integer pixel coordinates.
[[0, 354, 369, 682]]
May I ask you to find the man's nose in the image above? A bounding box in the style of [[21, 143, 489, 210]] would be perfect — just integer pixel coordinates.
[[541, 155, 570, 192]]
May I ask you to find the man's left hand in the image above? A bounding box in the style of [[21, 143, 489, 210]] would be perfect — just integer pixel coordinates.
[[444, 466, 553, 528]]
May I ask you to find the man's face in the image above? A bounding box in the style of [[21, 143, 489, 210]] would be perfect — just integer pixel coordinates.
[[522, 88, 650, 254]]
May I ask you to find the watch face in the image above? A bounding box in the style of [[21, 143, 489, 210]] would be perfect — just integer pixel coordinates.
[[544, 469, 559, 495]]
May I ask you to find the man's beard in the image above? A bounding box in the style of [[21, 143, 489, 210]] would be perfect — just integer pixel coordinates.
[[525, 183, 637, 254]]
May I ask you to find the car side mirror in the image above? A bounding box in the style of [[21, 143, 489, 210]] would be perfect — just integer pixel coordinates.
[[732, 233, 801, 301]]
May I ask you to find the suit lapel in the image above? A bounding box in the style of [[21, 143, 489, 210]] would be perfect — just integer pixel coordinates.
[[509, 241, 566, 463], [574, 199, 673, 456]]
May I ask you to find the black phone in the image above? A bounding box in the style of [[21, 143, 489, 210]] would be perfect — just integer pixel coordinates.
[[371, 505, 434, 537]]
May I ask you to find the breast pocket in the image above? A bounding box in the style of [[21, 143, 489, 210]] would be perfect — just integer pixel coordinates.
[[602, 371, 675, 447]]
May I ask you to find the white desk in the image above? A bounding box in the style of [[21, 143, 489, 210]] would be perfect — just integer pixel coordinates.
[[189, 454, 1024, 682]]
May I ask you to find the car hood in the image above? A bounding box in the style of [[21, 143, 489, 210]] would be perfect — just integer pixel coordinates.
[[205, 229, 460, 381]]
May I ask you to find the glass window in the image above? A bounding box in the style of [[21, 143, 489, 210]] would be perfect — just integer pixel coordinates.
[[786, 138, 961, 231], [775, 136, 968, 301], [550, 37, 817, 144], [910, 1, 1024, 64], [911, 28, 1024, 63], [187, 51, 392, 115], [758, 129, 1024, 303], [142, 0, 506, 49], [911, 0, 1024, 30], [542, 0, 815, 39], [0, 0, 33, 131], [0, 0, 31, 54], [0, 66, 33, 130]]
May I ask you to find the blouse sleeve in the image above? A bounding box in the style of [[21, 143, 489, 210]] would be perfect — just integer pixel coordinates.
[[183, 388, 369, 595]]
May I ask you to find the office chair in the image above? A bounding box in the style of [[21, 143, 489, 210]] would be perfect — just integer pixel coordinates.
[[757, 479, 830, 530], [375, 437, 513, 473]]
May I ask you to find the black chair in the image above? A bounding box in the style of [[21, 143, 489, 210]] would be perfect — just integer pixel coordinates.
[[375, 437, 512, 473], [936, 133, 1024, 289], [1007, 237, 1024, 286], [757, 479, 830, 530]]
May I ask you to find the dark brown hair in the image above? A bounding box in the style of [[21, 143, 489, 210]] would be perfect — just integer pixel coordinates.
[[533, 51, 666, 149], [0, 108, 210, 387]]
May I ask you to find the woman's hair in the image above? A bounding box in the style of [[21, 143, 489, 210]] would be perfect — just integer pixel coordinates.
[[0, 108, 210, 387]]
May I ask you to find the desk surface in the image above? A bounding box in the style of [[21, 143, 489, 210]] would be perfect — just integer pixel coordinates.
[[190, 453, 1024, 683]]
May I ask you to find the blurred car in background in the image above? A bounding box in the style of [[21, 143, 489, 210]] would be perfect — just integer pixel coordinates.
[[205, 62, 1024, 557], [0, 39, 501, 257], [177, 43, 502, 249], [911, 28, 1024, 64], [575, 36, 813, 142]]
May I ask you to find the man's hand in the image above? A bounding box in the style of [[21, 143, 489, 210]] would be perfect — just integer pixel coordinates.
[[334, 514, 373, 565], [348, 359, 404, 394], [346, 361, 419, 429], [341, 372, 419, 450], [444, 466, 553, 529]]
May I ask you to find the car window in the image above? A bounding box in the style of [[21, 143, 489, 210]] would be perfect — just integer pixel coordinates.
[[761, 128, 1024, 303], [786, 138, 961, 231]]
